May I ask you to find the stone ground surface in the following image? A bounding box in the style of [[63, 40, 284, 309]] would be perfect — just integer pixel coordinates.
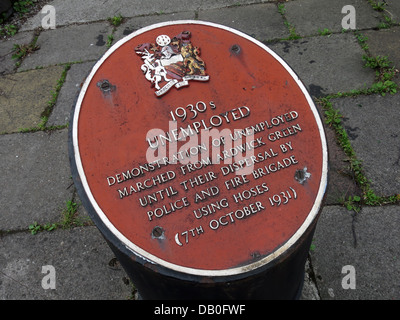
[[1, 0, 399, 301]]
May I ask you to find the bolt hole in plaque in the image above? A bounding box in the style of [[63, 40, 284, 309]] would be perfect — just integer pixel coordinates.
[[71, 20, 328, 278], [230, 44, 241, 55], [152, 226, 165, 239], [96, 79, 115, 93], [295, 167, 311, 184]]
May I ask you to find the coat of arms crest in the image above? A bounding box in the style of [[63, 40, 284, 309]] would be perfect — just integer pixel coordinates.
[[135, 31, 209, 97]]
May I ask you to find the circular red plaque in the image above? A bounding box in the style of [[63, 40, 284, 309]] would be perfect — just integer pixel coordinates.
[[72, 21, 328, 276]]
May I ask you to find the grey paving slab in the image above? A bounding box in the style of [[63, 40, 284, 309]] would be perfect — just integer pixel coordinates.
[[363, 26, 400, 73], [113, 11, 196, 43], [0, 226, 132, 299], [332, 93, 400, 196], [385, 0, 400, 23], [364, 27, 400, 86], [18, 22, 112, 71], [0, 66, 65, 133], [311, 205, 400, 300], [0, 31, 34, 75], [47, 61, 95, 127], [198, 0, 275, 11], [268, 33, 376, 97], [198, 3, 289, 42], [0, 129, 73, 230], [284, 0, 383, 37], [19, 0, 270, 30], [301, 259, 320, 300], [315, 105, 362, 205]]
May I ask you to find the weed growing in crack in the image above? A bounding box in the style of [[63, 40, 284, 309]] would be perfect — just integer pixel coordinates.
[[28, 200, 92, 235], [362, 55, 398, 96], [107, 14, 123, 27], [317, 97, 400, 209], [277, 3, 301, 40], [12, 42, 39, 67]]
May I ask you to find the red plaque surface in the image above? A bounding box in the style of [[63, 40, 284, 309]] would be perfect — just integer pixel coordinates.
[[72, 21, 328, 276]]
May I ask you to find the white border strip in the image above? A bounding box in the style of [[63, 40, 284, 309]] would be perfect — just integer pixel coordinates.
[[72, 20, 328, 277]]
